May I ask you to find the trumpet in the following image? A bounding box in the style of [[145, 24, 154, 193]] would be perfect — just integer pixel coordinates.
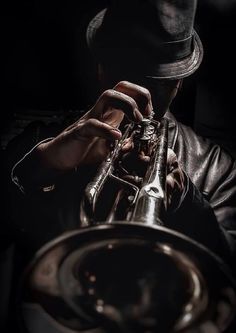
[[19, 116, 236, 333], [80, 116, 168, 227]]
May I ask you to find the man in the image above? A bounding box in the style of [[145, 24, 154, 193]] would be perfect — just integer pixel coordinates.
[[8, 0, 236, 266], [3, 0, 236, 332]]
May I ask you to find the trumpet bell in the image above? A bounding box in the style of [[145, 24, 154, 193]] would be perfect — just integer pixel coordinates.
[[19, 222, 236, 333], [17, 117, 236, 333]]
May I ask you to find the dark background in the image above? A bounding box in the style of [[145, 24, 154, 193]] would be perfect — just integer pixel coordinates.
[[1, 0, 236, 156], [1, 0, 236, 332]]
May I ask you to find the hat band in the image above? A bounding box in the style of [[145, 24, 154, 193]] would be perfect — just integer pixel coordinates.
[[159, 35, 194, 61], [95, 34, 194, 64]]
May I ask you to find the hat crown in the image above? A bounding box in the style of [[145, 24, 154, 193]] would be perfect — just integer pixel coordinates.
[[87, 0, 203, 79], [100, 0, 197, 43]]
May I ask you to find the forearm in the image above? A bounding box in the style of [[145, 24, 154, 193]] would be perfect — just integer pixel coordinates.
[[11, 138, 64, 193]]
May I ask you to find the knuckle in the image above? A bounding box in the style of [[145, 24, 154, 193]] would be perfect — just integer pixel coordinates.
[[86, 118, 100, 127], [82, 118, 93, 127], [140, 86, 151, 99], [126, 96, 137, 108], [100, 89, 114, 99], [69, 123, 84, 139], [79, 119, 96, 133], [73, 121, 84, 132], [115, 80, 129, 89]]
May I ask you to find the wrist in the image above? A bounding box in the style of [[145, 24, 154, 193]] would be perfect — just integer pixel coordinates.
[[12, 138, 65, 193]]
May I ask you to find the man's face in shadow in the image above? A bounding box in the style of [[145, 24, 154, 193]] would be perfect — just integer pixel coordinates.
[[98, 63, 180, 120]]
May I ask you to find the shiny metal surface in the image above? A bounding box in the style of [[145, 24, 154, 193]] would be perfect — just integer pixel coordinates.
[[19, 116, 236, 332], [80, 117, 167, 227], [19, 224, 236, 333]]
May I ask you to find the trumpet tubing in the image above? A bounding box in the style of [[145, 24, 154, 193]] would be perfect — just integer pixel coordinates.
[[80, 116, 168, 226], [19, 115, 236, 333]]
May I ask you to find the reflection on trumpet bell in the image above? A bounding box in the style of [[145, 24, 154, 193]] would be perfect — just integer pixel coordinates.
[[20, 224, 236, 333], [60, 239, 208, 332]]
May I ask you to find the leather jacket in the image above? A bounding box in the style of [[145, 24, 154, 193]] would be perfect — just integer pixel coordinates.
[[166, 111, 236, 229], [5, 110, 236, 269]]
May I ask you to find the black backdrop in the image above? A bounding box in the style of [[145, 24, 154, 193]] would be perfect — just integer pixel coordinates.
[[2, 1, 236, 155], [2, 1, 236, 143], [1, 1, 236, 331], [2, 1, 108, 116]]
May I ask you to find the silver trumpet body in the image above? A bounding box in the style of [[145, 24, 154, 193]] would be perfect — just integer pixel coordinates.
[[81, 117, 168, 227]]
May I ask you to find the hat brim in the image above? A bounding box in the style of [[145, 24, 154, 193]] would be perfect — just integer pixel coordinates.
[[86, 9, 203, 80], [145, 32, 203, 80]]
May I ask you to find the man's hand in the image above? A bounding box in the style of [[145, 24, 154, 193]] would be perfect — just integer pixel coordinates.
[[36, 81, 152, 170], [121, 142, 186, 211], [166, 148, 186, 211]]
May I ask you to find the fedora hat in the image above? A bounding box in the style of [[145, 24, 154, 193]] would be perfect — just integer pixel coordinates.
[[86, 0, 203, 80]]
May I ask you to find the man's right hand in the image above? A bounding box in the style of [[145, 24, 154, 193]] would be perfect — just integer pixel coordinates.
[[36, 81, 153, 171]]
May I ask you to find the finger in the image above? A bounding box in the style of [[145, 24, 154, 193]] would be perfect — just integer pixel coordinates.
[[121, 138, 134, 152], [166, 167, 185, 210], [166, 172, 180, 209], [114, 81, 153, 116], [167, 169, 183, 190], [68, 118, 122, 141], [138, 150, 150, 162], [166, 173, 176, 192], [139, 154, 150, 162], [91, 89, 143, 123], [122, 175, 143, 185], [167, 148, 178, 173]]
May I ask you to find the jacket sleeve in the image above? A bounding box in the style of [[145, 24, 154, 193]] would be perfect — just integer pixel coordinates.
[[5, 119, 67, 194], [6, 111, 84, 194], [11, 138, 64, 194], [167, 172, 236, 271], [172, 119, 236, 270]]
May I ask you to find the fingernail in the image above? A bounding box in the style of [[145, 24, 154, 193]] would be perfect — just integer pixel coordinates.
[[150, 99, 153, 110], [111, 128, 122, 139], [145, 103, 153, 116], [111, 127, 121, 133], [134, 108, 143, 122]]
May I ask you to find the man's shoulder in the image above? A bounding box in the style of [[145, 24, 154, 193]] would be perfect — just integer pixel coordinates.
[[166, 111, 235, 162], [166, 111, 236, 193]]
